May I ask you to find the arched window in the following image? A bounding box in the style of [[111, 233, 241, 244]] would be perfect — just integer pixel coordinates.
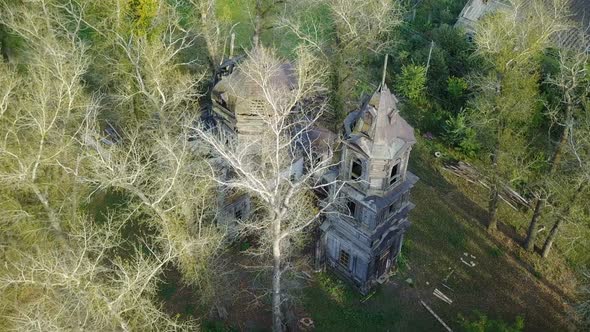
[[347, 200, 357, 217], [389, 161, 401, 185], [351, 158, 362, 180]]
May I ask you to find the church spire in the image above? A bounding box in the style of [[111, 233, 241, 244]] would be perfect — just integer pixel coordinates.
[[381, 54, 388, 90]]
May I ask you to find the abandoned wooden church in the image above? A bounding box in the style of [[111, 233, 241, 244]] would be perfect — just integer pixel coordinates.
[[206, 50, 418, 294]]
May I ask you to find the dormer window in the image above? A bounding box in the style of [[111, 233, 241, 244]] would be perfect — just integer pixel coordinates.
[[389, 162, 401, 185], [351, 158, 362, 180]]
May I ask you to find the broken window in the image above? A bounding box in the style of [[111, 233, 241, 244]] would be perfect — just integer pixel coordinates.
[[347, 200, 357, 217], [389, 199, 402, 215], [388, 202, 396, 215], [389, 162, 400, 186], [339, 249, 350, 268], [351, 158, 362, 180]]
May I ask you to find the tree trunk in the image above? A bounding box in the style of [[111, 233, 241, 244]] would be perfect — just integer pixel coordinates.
[[488, 184, 499, 231], [0, 24, 10, 63], [253, 0, 262, 48], [488, 138, 500, 231], [272, 217, 283, 332], [524, 107, 569, 250], [541, 181, 586, 258], [524, 197, 544, 250], [541, 216, 562, 258]]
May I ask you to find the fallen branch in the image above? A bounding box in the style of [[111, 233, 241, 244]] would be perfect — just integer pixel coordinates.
[[441, 283, 453, 292], [442, 161, 530, 210], [433, 288, 453, 304], [420, 300, 453, 332]]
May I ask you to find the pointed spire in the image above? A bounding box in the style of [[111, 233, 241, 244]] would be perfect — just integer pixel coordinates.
[[381, 54, 389, 90]]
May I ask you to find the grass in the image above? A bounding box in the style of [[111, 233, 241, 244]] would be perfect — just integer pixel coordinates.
[[301, 137, 575, 332], [303, 273, 406, 331]]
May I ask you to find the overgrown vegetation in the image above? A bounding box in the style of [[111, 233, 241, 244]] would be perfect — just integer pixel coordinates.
[[1, 0, 588, 331]]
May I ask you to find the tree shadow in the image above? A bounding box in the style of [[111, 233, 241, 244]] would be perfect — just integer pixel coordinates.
[[404, 145, 574, 331]]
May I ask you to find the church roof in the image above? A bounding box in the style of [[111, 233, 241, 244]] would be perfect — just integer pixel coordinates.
[[456, 0, 590, 50], [212, 49, 296, 104], [343, 84, 415, 160]]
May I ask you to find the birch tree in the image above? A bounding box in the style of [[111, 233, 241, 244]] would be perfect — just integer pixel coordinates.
[[193, 47, 343, 331]]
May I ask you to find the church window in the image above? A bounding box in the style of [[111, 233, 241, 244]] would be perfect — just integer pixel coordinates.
[[339, 249, 350, 268], [389, 199, 402, 215], [389, 162, 401, 185], [351, 158, 362, 180], [347, 200, 357, 217]]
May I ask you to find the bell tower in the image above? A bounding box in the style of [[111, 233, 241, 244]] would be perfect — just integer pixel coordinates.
[[318, 83, 418, 293]]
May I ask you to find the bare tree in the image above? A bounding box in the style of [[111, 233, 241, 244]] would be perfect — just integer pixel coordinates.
[[189, 0, 230, 71], [0, 1, 222, 329], [524, 42, 589, 251], [75, 0, 225, 295], [192, 47, 344, 331], [83, 111, 224, 292], [0, 0, 95, 241], [1, 214, 197, 331]]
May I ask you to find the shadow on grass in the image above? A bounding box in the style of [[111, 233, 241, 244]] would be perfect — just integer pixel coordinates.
[[401, 140, 573, 332]]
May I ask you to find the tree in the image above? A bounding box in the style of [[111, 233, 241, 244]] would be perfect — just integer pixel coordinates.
[[580, 269, 590, 330], [1, 214, 197, 331], [524, 45, 590, 253], [0, 1, 221, 328], [283, 0, 403, 125], [0, 0, 94, 242], [77, 0, 223, 296], [326, 0, 403, 121], [469, 0, 569, 231], [192, 47, 344, 331], [396, 64, 427, 102]]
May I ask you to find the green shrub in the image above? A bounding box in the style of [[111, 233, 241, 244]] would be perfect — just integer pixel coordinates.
[[443, 112, 480, 157], [447, 76, 468, 100], [458, 311, 524, 332], [396, 64, 427, 102], [489, 246, 504, 258], [317, 272, 356, 305]]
